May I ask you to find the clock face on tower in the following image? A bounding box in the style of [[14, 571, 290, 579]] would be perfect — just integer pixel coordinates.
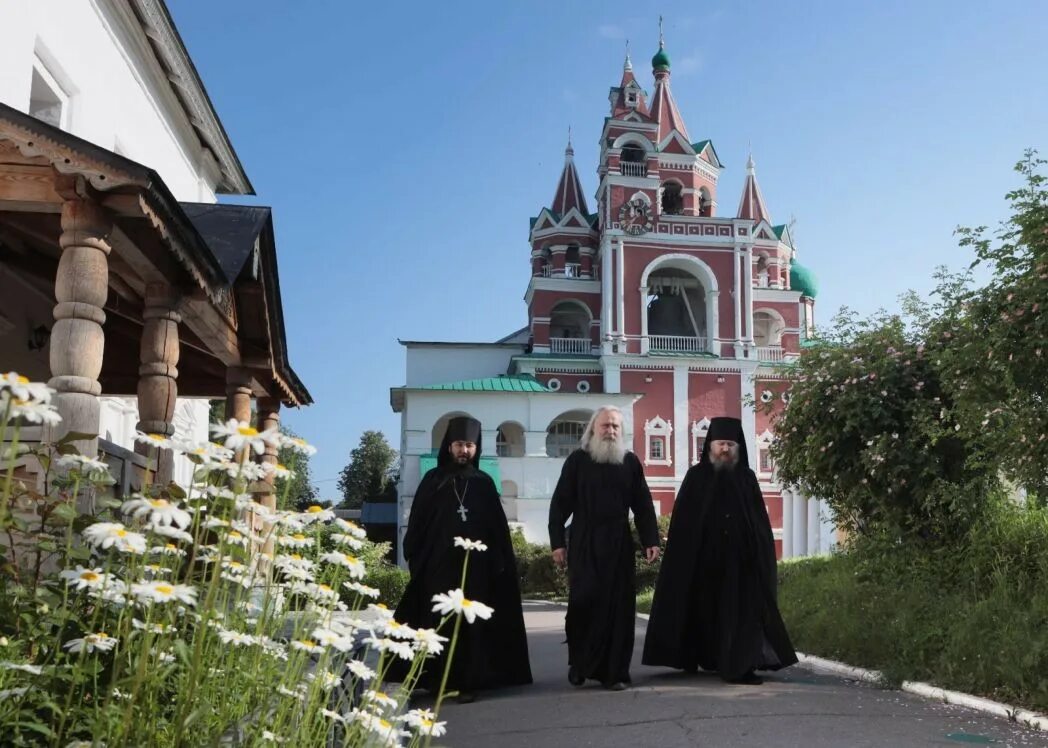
[[619, 197, 653, 235]]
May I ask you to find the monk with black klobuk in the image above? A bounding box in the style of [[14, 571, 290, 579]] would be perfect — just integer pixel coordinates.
[[642, 416, 797, 684], [393, 416, 532, 702]]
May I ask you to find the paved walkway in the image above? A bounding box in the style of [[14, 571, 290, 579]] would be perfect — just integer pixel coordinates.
[[425, 602, 1048, 748]]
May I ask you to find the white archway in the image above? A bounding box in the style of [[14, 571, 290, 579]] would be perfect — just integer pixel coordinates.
[[639, 254, 721, 353]]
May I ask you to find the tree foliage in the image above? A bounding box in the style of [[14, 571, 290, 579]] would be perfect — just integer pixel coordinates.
[[337, 430, 397, 509], [769, 152, 1048, 536]]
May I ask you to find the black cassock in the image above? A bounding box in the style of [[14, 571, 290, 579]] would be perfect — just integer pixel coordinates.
[[642, 441, 797, 679], [394, 466, 532, 692], [548, 450, 659, 686]]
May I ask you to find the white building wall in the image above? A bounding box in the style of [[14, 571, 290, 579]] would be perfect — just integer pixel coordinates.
[[0, 0, 218, 202], [396, 389, 639, 561], [404, 345, 523, 387], [0, 0, 232, 485]]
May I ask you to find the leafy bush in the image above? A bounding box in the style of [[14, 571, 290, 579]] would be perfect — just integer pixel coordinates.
[[510, 530, 566, 598], [779, 502, 1048, 711]]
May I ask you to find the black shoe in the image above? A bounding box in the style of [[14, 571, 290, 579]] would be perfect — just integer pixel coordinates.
[[568, 667, 584, 687], [605, 681, 629, 691], [456, 691, 476, 703], [726, 671, 763, 685]]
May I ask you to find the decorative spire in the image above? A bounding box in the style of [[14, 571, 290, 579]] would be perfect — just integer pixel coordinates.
[[737, 151, 771, 224], [551, 137, 589, 217], [624, 39, 633, 72], [659, 15, 665, 49]]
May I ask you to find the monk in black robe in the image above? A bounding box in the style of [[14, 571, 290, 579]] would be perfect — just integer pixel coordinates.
[[394, 416, 532, 701], [549, 406, 660, 691], [642, 417, 797, 684]]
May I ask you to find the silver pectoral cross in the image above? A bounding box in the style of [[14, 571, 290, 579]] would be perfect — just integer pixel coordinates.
[[457, 503, 469, 522]]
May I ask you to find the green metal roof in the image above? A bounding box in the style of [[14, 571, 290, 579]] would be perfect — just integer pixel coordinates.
[[652, 46, 671, 70], [790, 260, 819, 299], [417, 375, 551, 393]]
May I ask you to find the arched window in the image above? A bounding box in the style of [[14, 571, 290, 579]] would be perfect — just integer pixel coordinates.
[[621, 144, 645, 164], [546, 410, 593, 457], [565, 245, 581, 278], [660, 182, 683, 216], [495, 422, 525, 458]]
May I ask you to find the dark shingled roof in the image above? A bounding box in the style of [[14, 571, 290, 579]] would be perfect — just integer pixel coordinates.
[[180, 203, 271, 283]]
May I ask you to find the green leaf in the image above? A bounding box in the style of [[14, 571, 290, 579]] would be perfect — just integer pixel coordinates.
[[55, 431, 98, 447], [52, 502, 79, 522]]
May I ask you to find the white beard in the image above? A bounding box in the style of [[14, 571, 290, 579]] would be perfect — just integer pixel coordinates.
[[587, 435, 627, 465]]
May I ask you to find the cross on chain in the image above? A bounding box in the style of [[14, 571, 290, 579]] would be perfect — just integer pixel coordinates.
[[457, 503, 469, 522]]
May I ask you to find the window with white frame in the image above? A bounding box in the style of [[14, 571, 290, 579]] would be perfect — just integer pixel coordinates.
[[756, 430, 775, 476], [29, 61, 68, 129], [644, 416, 672, 466], [691, 417, 711, 464]]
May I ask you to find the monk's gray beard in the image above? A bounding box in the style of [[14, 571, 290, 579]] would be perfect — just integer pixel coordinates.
[[710, 453, 739, 471], [587, 435, 627, 464]]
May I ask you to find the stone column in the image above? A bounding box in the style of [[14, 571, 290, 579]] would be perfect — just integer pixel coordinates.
[[792, 491, 808, 558], [781, 489, 794, 558], [807, 495, 821, 556], [550, 245, 567, 276], [135, 282, 181, 484], [743, 245, 755, 344], [225, 367, 253, 424], [50, 199, 112, 457]]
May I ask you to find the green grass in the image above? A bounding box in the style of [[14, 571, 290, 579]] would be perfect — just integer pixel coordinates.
[[777, 506, 1048, 712]]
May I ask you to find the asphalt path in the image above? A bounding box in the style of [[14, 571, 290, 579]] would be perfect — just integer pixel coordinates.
[[420, 601, 1048, 748]]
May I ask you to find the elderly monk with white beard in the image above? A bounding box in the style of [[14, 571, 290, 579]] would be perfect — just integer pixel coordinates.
[[642, 416, 796, 684], [548, 406, 660, 691]]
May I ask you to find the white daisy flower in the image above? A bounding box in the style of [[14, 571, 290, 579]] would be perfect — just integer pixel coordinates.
[[362, 636, 415, 662], [276, 684, 306, 701], [130, 581, 198, 607], [310, 627, 353, 652], [131, 619, 175, 635], [334, 518, 367, 539], [280, 434, 317, 456], [222, 530, 250, 548], [363, 690, 398, 711], [63, 632, 117, 654], [290, 638, 325, 655], [55, 453, 111, 477], [0, 372, 52, 403], [263, 462, 293, 479], [179, 441, 234, 463], [146, 524, 194, 543], [298, 505, 335, 524], [260, 730, 287, 744], [2, 393, 60, 425], [141, 563, 172, 577], [401, 707, 436, 727], [320, 551, 366, 579], [150, 543, 186, 558], [155, 650, 176, 664], [319, 708, 346, 723], [277, 533, 312, 549], [343, 581, 379, 598], [412, 628, 447, 655], [82, 523, 147, 554], [210, 419, 279, 455], [305, 670, 341, 690], [367, 603, 395, 622], [380, 619, 415, 641], [431, 588, 494, 624], [331, 532, 364, 550], [218, 629, 257, 647], [454, 536, 488, 552], [415, 718, 446, 737], [273, 513, 306, 530], [122, 496, 192, 529], [58, 566, 112, 591], [346, 660, 376, 681], [134, 431, 175, 451]]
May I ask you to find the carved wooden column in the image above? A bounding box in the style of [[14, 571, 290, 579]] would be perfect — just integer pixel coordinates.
[[50, 199, 112, 457], [256, 397, 281, 556], [225, 367, 253, 424], [135, 282, 180, 484]]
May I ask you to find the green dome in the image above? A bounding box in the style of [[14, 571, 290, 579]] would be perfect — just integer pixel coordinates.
[[790, 260, 819, 299], [652, 46, 671, 71]]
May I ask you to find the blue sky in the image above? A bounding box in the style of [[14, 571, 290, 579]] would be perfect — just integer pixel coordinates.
[[170, 0, 1048, 496]]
